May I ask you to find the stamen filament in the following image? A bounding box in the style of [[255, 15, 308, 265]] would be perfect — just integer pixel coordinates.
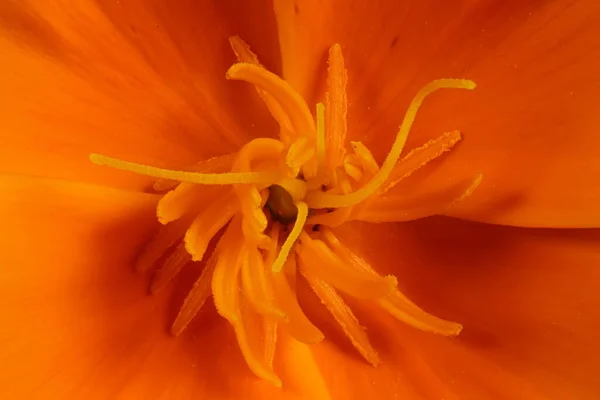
[[227, 63, 316, 139], [91, 154, 282, 185], [229, 36, 294, 138], [385, 130, 463, 192], [241, 245, 286, 317], [305, 79, 476, 209], [316, 102, 326, 176], [325, 43, 348, 171], [272, 201, 308, 272], [357, 173, 483, 223], [297, 234, 397, 299], [212, 218, 245, 322], [322, 230, 463, 336], [234, 297, 282, 387], [300, 271, 380, 366], [171, 250, 219, 336], [272, 257, 324, 344], [151, 242, 191, 294]]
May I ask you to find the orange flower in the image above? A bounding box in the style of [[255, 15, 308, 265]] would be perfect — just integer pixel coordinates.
[[1, 1, 599, 399]]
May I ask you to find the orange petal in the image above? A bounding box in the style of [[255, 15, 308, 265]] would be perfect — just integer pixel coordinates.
[[0, 176, 328, 399], [0, 1, 279, 189], [282, 0, 600, 227], [329, 219, 600, 398]]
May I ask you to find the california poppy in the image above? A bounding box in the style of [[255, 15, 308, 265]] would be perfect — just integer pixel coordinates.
[[1, 0, 599, 399]]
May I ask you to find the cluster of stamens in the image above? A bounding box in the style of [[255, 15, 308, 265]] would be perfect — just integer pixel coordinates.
[[90, 36, 481, 386]]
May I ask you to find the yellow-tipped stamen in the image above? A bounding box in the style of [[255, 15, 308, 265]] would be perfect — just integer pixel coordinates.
[[300, 270, 380, 366], [151, 242, 191, 294], [316, 102, 327, 176], [153, 153, 237, 192], [343, 154, 364, 182], [211, 218, 245, 322], [285, 137, 315, 168], [184, 194, 238, 262], [325, 43, 348, 172], [305, 79, 476, 209], [271, 201, 308, 272], [306, 178, 353, 227], [272, 257, 324, 344], [241, 245, 286, 317], [91, 153, 281, 185], [229, 36, 293, 139], [385, 130, 463, 192], [357, 173, 483, 223], [227, 63, 316, 139], [350, 141, 379, 176], [233, 298, 282, 387], [322, 230, 463, 336], [171, 249, 219, 336], [263, 317, 278, 368], [297, 234, 397, 299], [135, 216, 192, 272]]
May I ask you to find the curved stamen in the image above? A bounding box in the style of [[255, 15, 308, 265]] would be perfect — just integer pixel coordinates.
[[227, 63, 316, 139], [271, 202, 308, 272], [305, 79, 476, 209]]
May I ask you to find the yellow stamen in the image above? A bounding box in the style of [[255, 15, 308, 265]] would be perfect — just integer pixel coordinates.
[[229, 36, 293, 139], [385, 130, 463, 192], [306, 178, 353, 227], [272, 256, 324, 344], [285, 137, 315, 169], [316, 102, 326, 175], [153, 153, 236, 192], [343, 154, 363, 181], [90, 153, 281, 185], [325, 43, 348, 172], [241, 245, 286, 317], [305, 79, 476, 209], [150, 242, 191, 294], [300, 270, 380, 366], [171, 250, 219, 336], [297, 234, 397, 299], [226, 63, 316, 139], [233, 297, 282, 387], [211, 218, 245, 322], [350, 141, 379, 176], [322, 230, 463, 336], [184, 193, 238, 262], [271, 201, 308, 272], [135, 216, 192, 272], [357, 173, 483, 223], [263, 317, 278, 368]]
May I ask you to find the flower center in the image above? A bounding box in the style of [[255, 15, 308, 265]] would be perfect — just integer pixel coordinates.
[[90, 36, 481, 386]]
